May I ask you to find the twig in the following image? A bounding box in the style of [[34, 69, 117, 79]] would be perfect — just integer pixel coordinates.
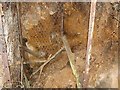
[[19, 45, 45, 58], [16, 2, 24, 85], [24, 73, 30, 88], [60, 3, 81, 88], [14, 56, 46, 65], [30, 47, 64, 78], [37, 55, 52, 80], [83, 0, 97, 88], [23, 60, 46, 64], [62, 36, 81, 88], [31, 54, 51, 80]]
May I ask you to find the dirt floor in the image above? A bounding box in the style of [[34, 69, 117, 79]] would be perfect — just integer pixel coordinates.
[[20, 2, 119, 88], [1, 2, 119, 88]]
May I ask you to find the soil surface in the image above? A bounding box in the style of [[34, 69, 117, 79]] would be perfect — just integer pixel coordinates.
[[1, 2, 118, 88], [20, 2, 118, 88]]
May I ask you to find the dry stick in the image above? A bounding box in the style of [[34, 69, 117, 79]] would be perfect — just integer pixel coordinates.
[[83, 0, 97, 88], [23, 60, 46, 64], [37, 54, 52, 81], [16, 3, 24, 85], [14, 56, 46, 65], [60, 3, 81, 88], [17, 5, 31, 88], [62, 36, 81, 88], [19, 45, 47, 64], [19, 45, 45, 58], [24, 73, 30, 88], [30, 47, 64, 78]]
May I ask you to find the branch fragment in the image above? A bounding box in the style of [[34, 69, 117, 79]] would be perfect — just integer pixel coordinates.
[[30, 47, 64, 78], [83, 0, 97, 88], [61, 35, 81, 88]]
